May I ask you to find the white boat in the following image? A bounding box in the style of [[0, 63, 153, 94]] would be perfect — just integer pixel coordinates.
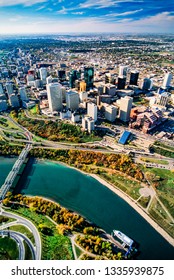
[[113, 230, 134, 247]]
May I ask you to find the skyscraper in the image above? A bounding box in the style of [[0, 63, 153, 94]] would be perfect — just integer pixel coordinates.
[[117, 76, 126, 89], [0, 83, 4, 95], [46, 83, 63, 112], [58, 70, 66, 82], [141, 78, 153, 91], [39, 68, 47, 84], [130, 71, 139, 86], [80, 81, 87, 92], [66, 91, 79, 110], [84, 67, 94, 89], [6, 83, 13, 97], [158, 92, 170, 107], [19, 87, 28, 101], [162, 73, 172, 88], [9, 94, 20, 108], [119, 96, 133, 122], [119, 65, 127, 77], [69, 70, 78, 88], [105, 105, 117, 122], [87, 102, 97, 122]]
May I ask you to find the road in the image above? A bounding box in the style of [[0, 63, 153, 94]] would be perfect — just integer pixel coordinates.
[[0, 230, 25, 260], [1, 209, 41, 260]]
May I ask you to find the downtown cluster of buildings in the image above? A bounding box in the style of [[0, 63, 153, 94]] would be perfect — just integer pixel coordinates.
[[0, 47, 173, 134]]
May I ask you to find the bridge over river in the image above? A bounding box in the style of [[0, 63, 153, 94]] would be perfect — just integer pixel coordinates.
[[0, 144, 32, 200]]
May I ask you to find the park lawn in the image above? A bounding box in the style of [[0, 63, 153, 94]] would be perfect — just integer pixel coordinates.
[[148, 198, 174, 238], [144, 167, 174, 218], [79, 135, 102, 143], [138, 196, 150, 208], [42, 234, 73, 260], [29, 106, 37, 115], [140, 157, 168, 165], [0, 237, 19, 260], [74, 245, 83, 259], [99, 170, 141, 200]]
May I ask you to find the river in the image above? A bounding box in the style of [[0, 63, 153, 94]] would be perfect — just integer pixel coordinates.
[[1, 156, 174, 260]]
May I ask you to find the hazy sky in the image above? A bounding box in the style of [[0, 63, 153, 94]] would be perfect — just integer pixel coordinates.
[[0, 0, 173, 34]]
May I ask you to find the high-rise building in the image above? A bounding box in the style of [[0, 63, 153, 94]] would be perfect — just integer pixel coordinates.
[[87, 102, 97, 122], [35, 79, 42, 89], [162, 73, 172, 88], [105, 73, 111, 84], [130, 71, 139, 85], [0, 94, 6, 101], [46, 76, 53, 84], [119, 65, 127, 77], [75, 80, 80, 91], [6, 83, 13, 97], [58, 70, 66, 81], [0, 100, 8, 111], [82, 116, 95, 133], [9, 94, 20, 108], [69, 70, 78, 88], [46, 83, 63, 112], [39, 68, 47, 84], [61, 86, 66, 102], [117, 76, 126, 89], [66, 91, 79, 110], [27, 74, 34, 86], [119, 96, 133, 122], [0, 83, 4, 95], [19, 87, 28, 101], [84, 67, 94, 89], [105, 105, 117, 122], [141, 78, 153, 91], [105, 84, 116, 96], [157, 92, 170, 107], [79, 91, 88, 102], [80, 81, 87, 92]]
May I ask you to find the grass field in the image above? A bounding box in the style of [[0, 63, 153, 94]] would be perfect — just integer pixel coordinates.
[[74, 245, 83, 259], [140, 157, 168, 165], [143, 167, 174, 218], [0, 117, 20, 130], [149, 198, 174, 238], [99, 170, 141, 200], [0, 237, 19, 260], [138, 196, 150, 208]]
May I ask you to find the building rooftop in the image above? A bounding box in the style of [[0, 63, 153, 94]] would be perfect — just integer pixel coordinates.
[[118, 131, 131, 145]]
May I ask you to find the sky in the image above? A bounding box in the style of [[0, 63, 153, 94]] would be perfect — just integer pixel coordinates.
[[0, 0, 174, 34]]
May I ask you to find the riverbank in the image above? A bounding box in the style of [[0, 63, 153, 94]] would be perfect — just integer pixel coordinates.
[[90, 174, 174, 247], [36, 158, 174, 247]]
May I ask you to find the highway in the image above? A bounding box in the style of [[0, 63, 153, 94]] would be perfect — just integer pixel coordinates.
[[1, 209, 41, 260], [0, 229, 37, 260], [0, 230, 25, 260]]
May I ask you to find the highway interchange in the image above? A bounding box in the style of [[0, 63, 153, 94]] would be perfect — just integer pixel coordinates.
[[0, 209, 41, 260]]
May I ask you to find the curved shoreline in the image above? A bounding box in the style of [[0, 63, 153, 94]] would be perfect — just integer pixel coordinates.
[[90, 174, 174, 247], [36, 158, 174, 247]]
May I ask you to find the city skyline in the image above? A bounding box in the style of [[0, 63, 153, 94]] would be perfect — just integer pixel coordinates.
[[0, 0, 174, 34]]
